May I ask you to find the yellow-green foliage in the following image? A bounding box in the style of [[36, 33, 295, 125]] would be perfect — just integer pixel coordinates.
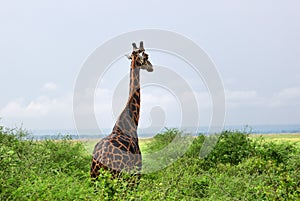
[[1, 127, 299, 200]]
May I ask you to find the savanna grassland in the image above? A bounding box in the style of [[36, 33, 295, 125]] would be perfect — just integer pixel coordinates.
[[1, 127, 300, 200]]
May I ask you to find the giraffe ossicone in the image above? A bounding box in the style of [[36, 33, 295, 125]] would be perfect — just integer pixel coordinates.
[[90, 41, 153, 179]]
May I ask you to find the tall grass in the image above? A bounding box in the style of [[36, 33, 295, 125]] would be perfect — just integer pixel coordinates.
[[1, 126, 299, 200]]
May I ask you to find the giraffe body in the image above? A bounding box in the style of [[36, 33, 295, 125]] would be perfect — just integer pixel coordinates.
[[90, 42, 153, 178], [91, 132, 141, 177]]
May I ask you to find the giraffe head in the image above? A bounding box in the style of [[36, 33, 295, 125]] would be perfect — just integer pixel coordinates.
[[127, 41, 153, 72]]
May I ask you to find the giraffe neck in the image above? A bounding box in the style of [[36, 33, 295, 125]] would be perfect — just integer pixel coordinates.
[[112, 62, 140, 139]]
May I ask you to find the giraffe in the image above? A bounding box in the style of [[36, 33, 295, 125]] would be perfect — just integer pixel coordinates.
[[90, 41, 153, 179]]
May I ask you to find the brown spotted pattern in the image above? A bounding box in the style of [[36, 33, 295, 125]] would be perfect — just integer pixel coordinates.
[[90, 41, 153, 179]]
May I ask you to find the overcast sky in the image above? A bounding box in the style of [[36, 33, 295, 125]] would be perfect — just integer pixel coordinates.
[[0, 1, 299, 130]]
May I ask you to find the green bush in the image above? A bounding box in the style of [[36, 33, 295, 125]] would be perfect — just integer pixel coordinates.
[[1, 126, 300, 200], [145, 128, 179, 152], [185, 134, 205, 158], [0, 127, 94, 200], [254, 139, 297, 164], [204, 130, 254, 166]]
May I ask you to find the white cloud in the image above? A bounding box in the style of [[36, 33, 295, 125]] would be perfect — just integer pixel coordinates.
[[277, 87, 300, 98], [225, 90, 263, 108], [226, 90, 257, 100], [270, 87, 300, 107], [42, 82, 58, 91], [0, 94, 73, 129], [223, 87, 300, 125], [0, 95, 72, 118], [94, 88, 113, 114], [194, 91, 212, 109], [225, 88, 300, 109], [1, 86, 300, 129]]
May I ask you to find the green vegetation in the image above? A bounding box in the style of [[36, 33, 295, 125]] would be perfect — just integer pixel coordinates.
[[1, 126, 300, 200]]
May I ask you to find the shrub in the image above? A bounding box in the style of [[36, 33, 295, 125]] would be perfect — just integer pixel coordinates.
[[204, 130, 254, 166], [185, 134, 205, 158], [142, 128, 194, 172], [254, 140, 298, 164], [0, 127, 93, 200], [146, 128, 179, 152], [1, 127, 299, 200]]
